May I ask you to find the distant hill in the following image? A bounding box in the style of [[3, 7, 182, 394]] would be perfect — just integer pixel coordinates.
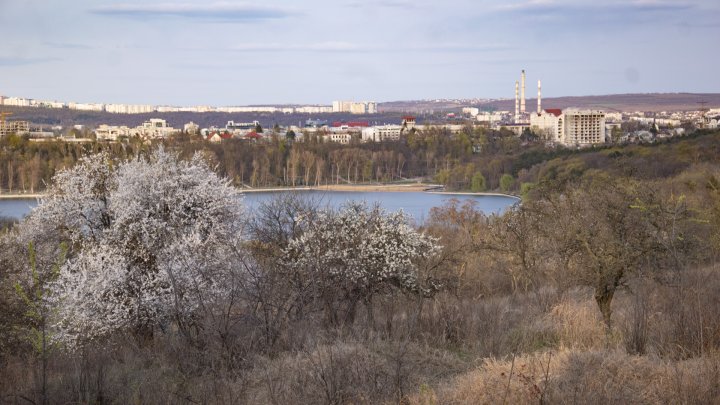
[[380, 93, 720, 113], [3, 93, 719, 129], [0, 107, 409, 130]]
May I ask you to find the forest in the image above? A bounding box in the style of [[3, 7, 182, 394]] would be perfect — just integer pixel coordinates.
[[0, 124, 678, 195], [0, 130, 720, 404], [0, 126, 507, 194]]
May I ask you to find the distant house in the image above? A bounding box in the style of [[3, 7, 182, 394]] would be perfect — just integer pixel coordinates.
[[331, 121, 369, 129], [402, 116, 417, 129], [207, 132, 233, 142], [184, 121, 200, 134], [708, 115, 719, 129], [244, 131, 263, 141], [324, 133, 353, 144], [305, 119, 328, 128]]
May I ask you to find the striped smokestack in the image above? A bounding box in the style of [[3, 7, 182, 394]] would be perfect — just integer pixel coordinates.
[[515, 81, 520, 122], [538, 80, 542, 114], [521, 70, 526, 114]]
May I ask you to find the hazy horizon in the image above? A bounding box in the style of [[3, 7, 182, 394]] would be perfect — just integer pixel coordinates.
[[2, 0, 718, 106]]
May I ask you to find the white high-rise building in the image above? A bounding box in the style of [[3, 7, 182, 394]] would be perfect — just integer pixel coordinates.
[[564, 109, 606, 146], [106, 104, 155, 114], [69, 102, 105, 112], [332, 100, 377, 114], [3, 97, 32, 107], [530, 108, 606, 147]]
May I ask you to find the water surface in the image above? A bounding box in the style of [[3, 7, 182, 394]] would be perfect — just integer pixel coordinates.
[[242, 190, 517, 223], [0, 191, 518, 222]]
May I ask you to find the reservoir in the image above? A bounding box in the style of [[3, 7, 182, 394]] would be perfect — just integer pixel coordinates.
[[0, 191, 518, 223]]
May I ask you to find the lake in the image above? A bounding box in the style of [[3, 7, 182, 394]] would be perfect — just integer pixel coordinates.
[[0, 191, 519, 223]]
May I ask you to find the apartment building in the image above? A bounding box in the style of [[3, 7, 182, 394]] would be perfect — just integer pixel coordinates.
[[361, 125, 403, 142], [0, 120, 30, 136], [530, 108, 606, 146]]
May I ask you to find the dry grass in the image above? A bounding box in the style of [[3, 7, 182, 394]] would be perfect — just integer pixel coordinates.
[[409, 349, 720, 405], [3, 268, 720, 404], [544, 288, 610, 349], [245, 339, 466, 405]]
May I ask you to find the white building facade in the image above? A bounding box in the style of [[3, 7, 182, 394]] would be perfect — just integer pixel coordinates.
[[530, 108, 606, 147], [332, 100, 377, 114], [361, 125, 403, 142], [324, 133, 353, 144], [564, 109, 606, 146], [95, 125, 131, 141]]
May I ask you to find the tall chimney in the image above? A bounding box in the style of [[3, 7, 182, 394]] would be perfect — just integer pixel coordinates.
[[521, 70, 526, 114], [515, 81, 520, 122], [537, 80, 542, 114]]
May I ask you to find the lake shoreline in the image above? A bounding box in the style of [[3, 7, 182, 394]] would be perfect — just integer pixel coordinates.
[[0, 194, 44, 199], [0, 184, 520, 200], [241, 184, 520, 199]]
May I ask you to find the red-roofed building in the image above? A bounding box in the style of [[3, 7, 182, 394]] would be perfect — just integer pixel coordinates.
[[331, 121, 369, 128], [544, 109, 562, 117], [207, 131, 233, 142], [530, 109, 564, 143], [244, 131, 263, 141], [402, 116, 416, 128]]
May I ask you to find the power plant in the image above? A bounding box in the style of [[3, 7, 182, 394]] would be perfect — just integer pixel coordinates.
[[514, 81, 520, 122], [521, 70, 526, 115], [537, 80, 542, 114], [513, 69, 541, 124]]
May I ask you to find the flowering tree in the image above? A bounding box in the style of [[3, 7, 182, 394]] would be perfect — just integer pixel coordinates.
[[19, 149, 245, 348], [283, 202, 441, 327]]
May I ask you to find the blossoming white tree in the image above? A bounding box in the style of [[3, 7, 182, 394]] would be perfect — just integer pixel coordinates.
[[283, 202, 441, 327], [20, 149, 245, 347]]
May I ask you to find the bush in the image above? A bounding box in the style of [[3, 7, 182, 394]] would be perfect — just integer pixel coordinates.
[[500, 173, 515, 192], [471, 172, 486, 192]]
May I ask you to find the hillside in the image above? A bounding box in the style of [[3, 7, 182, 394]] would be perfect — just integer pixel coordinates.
[[0, 106, 409, 129]]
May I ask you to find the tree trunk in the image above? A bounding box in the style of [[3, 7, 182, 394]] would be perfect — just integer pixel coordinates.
[[365, 296, 375, 332], [594, 284, 616, 330]]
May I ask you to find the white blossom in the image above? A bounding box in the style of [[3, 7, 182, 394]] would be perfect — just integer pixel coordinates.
[[283, 202, 441, 297], [21, 148, 245, 348]]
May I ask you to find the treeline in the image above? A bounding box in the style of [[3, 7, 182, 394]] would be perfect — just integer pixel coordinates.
[[2, 125, 719, 197], [170, 126, 529, 190], [0, 134, 148, 194], [0, 125, 535, 193]]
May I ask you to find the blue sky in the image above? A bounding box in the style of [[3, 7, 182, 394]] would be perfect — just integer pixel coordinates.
[[0, 0, 718, 105]]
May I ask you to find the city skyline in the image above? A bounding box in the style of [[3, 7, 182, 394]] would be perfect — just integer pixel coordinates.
[[1, 0, 718, 106]]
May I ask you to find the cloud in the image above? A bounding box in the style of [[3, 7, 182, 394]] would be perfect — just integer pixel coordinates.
[[492, 0, 692, 16], [230, 42, 511, 53], [345, 0, 419, 9], [43, 42, 93, 50], [90, 2, 297, 22], [0, 56, 61, 66], [231, 42, 370, 53]]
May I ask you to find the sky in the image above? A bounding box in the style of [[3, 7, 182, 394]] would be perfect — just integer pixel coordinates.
[[0, 0, 718, 106]]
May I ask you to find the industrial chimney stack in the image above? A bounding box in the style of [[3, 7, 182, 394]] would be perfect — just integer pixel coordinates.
[[515, 81, 520, 122], [521, 70, 526, 114], [537, 80, 542, 114]]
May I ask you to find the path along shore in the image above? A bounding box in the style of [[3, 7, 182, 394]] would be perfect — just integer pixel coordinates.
[[0, 184, 519, 199]]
